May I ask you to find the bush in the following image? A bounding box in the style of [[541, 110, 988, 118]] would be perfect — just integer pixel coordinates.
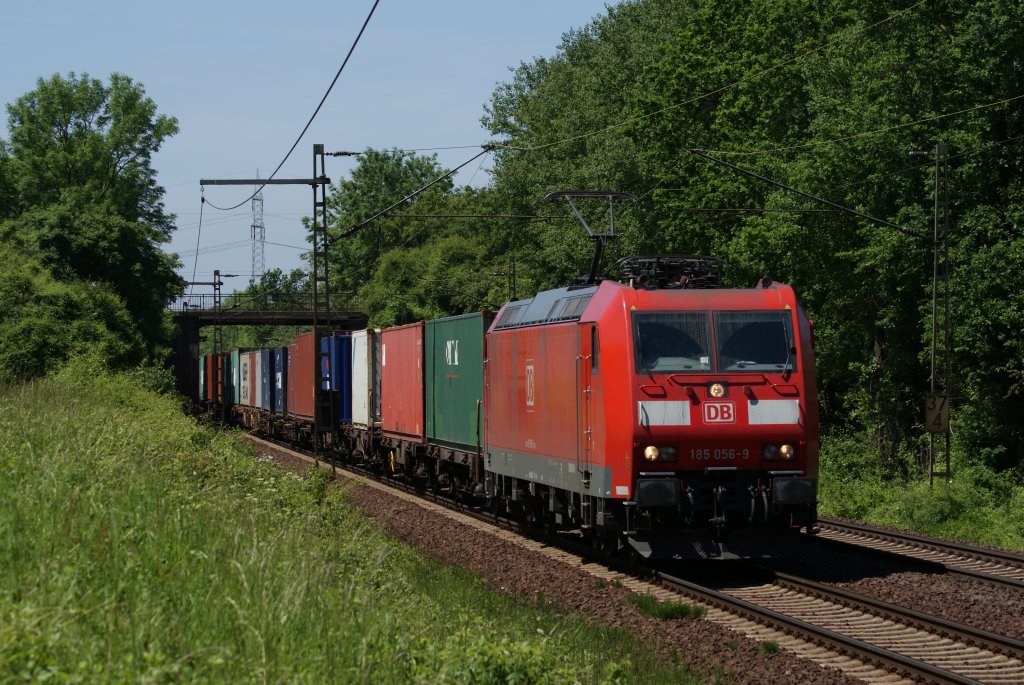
[[818, 431, 1024, 550]]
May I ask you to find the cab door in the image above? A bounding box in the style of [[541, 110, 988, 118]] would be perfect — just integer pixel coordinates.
[[577, 323, 596, 490]]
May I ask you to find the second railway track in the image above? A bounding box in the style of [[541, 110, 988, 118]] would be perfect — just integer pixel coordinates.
[[678, 568, 1024, 684], [814, 517, 1024, 590]]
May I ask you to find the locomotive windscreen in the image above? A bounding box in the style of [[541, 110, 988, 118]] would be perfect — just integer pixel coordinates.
[[633, 312, 712, 372], [715, 311, 796, 372], [633, 310, 795, 373]]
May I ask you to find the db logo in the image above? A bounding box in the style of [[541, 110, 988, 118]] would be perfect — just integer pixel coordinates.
[[703, 401, 735, 424], [525, 363, 536, 409]]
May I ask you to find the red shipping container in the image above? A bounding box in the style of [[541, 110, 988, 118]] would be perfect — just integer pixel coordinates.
[[287, 333, 316, 420], [204, 355, 214, 401], [380, 322, 425, 441], [248, 350, 257, 407]]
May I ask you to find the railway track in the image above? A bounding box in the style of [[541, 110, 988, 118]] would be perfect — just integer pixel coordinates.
[[814, 517, 1024, 590], [662, 568, 1024, 684], [243, 434, 1024, 684]]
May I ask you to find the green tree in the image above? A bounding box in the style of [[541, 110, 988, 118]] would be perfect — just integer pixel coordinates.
[[203, 268, 310, 354], [0, 142, 16, 220], [2, 72, 183, 359], [6, 72, 178, 233], [325, 149, 453, 300]]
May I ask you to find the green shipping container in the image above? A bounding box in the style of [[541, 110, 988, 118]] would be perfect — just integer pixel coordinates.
[[426, 312, 493, 452]]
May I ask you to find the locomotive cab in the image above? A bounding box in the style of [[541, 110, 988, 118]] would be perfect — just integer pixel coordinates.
[[608, 261, 819, 558]]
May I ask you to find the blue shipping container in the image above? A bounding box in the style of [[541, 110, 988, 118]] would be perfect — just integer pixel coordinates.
[[317, 334, 353, 425], [274, 346, 288, 414], [261, 348, 274, 411], [330, 333, 353, 424]]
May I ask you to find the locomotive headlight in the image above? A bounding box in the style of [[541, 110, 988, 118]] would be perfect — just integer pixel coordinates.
[[643, 446, 677, 462], [763, 444, 780, 460], [779, 444, 795, 460]]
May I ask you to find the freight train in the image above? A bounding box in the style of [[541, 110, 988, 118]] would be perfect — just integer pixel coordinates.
[[200, 256, 819, 559]]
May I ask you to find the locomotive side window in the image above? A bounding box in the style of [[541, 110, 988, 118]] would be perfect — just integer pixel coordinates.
[[633, 312, 712, 372], [715, 311, 795, 372]]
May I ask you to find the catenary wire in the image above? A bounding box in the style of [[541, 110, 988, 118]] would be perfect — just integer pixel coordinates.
[[703, 93, 1024, 157], [202, 0, 381, 212], [329, 146, 492, 243], [187, 194, 205, 296], [464, 151, 491, 187]]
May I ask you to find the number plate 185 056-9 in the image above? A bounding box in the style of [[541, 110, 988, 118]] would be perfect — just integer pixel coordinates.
[[688, 447, 751, 461]]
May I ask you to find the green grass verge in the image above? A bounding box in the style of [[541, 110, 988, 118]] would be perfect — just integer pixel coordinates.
[[626, 594, 706, 620], [0, 358, 699, 684], [818, 432, 1024, 551]]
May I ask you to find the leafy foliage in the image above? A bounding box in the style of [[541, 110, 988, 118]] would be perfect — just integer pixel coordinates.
[[324, 151, 517, 325], [0, 72, 182, 370], [200, 268, 311, 354], [5, 72, 178, 233], [0, 244, 140, 383]]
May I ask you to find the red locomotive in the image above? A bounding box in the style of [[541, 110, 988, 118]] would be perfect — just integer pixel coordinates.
[[484, 256, 818, 558]]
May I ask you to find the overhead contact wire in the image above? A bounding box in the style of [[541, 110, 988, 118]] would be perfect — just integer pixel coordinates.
[[188, 193, 205, 297], [703, 93, 1024, 157], [330, 146, 492, 243], [203, 0, 381, 211]]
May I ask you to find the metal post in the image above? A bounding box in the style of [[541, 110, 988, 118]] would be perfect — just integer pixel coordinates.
[[311, 145, 336, 466], [213, 269, 225, 420], [927, 143, 952, 489], [250, 192, 265, 286]]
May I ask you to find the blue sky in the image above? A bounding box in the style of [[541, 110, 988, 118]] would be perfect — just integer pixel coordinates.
[[2, 1, 614, 292]]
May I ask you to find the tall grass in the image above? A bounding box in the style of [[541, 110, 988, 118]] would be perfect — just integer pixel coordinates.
[[0, 358, 697, 683], [818, 432, 1024, 551]]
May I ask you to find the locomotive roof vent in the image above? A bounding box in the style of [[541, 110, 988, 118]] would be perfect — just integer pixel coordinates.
[[614, 255, 722, 290], [494, 287, 598, 330]]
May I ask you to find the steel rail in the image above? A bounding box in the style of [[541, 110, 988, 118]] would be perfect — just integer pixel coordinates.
[[771, 570, 1024, 661], [658, 571, 986, 685], [814, 517, 1024, 591], [819, 517, 1024, 566]]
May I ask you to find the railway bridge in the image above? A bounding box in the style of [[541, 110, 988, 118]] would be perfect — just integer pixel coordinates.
[[169, 292, 367, 402]]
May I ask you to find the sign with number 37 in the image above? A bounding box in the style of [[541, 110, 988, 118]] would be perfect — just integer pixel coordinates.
[[925, 393, 949, 433]]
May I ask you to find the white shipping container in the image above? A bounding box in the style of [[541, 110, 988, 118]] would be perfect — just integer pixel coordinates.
[[239, 353, 252, 406], [351, 329, 381, 428], [254, 350, 264, 409]]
